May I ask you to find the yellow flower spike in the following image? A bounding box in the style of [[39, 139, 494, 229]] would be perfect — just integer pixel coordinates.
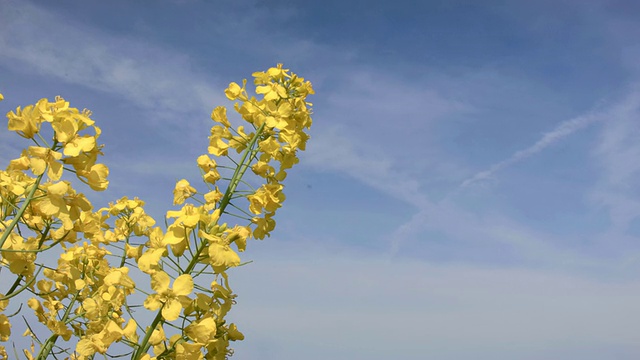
[[173, 179, 197, 205], [0, 92, 3, 101]]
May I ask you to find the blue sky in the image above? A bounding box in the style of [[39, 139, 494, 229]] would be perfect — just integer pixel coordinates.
[[1, 0, 640, 358]]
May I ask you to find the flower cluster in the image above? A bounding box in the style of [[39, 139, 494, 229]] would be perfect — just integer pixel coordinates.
[[0, 64, 313, 360]]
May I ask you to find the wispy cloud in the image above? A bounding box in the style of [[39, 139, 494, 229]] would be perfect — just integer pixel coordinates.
[[0, 1, 223, 123], [304, 125, 428, 208], [304, 69, 474, 208], [459, 105, 607, 188], [589, 87, 640, 235], [230, 244, 640, 360]]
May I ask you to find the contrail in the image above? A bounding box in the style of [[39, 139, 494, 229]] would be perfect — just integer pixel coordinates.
[[460, 110, 603, 188]]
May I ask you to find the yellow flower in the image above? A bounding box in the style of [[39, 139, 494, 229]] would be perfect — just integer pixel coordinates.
[[256, 82, 288, 101], [137, 248, 165, 274], [175, 341, 204, 360], [225, 226, 250, 252], [247, 184, 285, 215], [7, 103, 43, 139], [144, 272, 194, 321], [251, 161, 275, 178], [103, 267, 136, 289], [208, 126, 231, 157], [208, 242, 241, 268], [166, 204, 203, 228], [199, 230, 241, 268], [51, 114, 97, 157], [258, 137, 280, 158], [229, 125, 253, 153], [0, 314, 10, 341], [252, 213, 276, 239], [204, 191, 223, 211], [37, 181, 69, 217], [185, 317, 217, 344], [224, 80, 247, 101], [227, 323, 244, 341], [173, 179, 197, 205], [210, 106, 231, 127], [75, 320, 126, 356], [196, 155, 220, 184], [85, 163, 109, 191], [27, 146, 63, 180]]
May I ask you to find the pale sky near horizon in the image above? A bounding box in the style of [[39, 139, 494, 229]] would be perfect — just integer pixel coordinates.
[[1, 0, 640, 359]]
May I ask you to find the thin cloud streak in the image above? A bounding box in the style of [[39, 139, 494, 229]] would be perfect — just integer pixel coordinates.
[[460, 108, 604, 188]]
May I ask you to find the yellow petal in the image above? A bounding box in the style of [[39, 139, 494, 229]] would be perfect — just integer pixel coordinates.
[[123, 319, 138, 342], [143, 295, 163, 311], [151, 271, 170, 293], [75, 338, 97, 357], [172, 274, 193, 296], [162, 298, 182, 321], [163, 225, 187, 245], [186, 317, 217, 343], [208, 243, 241, 268]]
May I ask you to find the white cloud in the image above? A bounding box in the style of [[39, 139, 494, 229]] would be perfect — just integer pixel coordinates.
[[589, 87, 640, 235], [304, 125, 428, 208], [304, 69, 474, 208], [230, 244, 640, 360], [0, 1, 224, 124]]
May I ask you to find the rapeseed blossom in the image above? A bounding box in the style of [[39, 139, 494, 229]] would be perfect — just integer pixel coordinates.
[[0, 65, 313, 359]]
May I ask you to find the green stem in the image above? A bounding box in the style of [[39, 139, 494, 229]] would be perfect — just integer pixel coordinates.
[[1, 265, 42, 300], [0, 173, 44, 249]]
